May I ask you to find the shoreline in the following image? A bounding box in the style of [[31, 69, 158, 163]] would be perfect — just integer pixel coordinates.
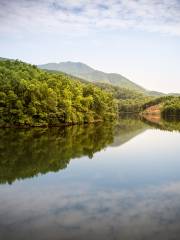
[[0, 119, 104, 129]]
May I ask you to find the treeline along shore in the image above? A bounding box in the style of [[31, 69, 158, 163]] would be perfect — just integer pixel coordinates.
[[0, 59, 180, 127]]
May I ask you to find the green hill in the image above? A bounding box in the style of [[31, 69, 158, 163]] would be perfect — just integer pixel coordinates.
[[0, 58, 167, 97], [38, 61, 146, 92], [0, 59, 116, 127]]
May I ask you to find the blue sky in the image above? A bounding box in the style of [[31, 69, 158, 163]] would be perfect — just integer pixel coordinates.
[[0, 0, 180, 93]]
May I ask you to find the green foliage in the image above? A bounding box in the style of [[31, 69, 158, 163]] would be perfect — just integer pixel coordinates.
[[142, 96, 175, 110], [94, 82, 152, 114], [0, 60, 117, 126], [161, 97, 180, 118], [142, 95, 180, 118], [118, 98, 150, 114], [39, 61, 145, 92], [95, 82, 144, 99]]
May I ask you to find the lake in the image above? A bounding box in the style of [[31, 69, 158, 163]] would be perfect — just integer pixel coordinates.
[[0, 118, 180, 240]]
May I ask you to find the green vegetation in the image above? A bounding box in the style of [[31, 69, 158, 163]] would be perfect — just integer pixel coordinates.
[[142, 96, 174, 110], [118, 98, 151, 114], [1, 58, 180, 126], [38, 61, 146, 92], [44, 69, 154, 115], [142, 96, 180, 119], [161, 97, 180, 118], [39, 61, 170, 97], [44, 71, 152, 115], [94, 82, 152, 114], [0, 60, 116, 127]]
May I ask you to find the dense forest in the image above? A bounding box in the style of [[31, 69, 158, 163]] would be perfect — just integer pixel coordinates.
[[94, 82, 152, 114], [45, 71, 153, 114], [0, 59, 180, 127], [42, 69, 180, 118], [0, 60, 117, 126]]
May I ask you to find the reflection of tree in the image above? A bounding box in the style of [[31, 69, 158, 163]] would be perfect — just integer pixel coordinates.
[[0, 119, 153, 185], [142, 117, 180, 132], [0, 124, 114, 184]]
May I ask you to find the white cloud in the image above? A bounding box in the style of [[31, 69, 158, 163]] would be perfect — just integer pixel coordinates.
[[1, 0, 180, 36]]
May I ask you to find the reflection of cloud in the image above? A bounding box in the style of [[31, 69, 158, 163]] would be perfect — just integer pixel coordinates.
[[1, 0, 180, 36], [1, 181, 180, 239]]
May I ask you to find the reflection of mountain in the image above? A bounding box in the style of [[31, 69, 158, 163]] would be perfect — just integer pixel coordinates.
[[0, 119, 151, 184], [111, 119, 149, 147]]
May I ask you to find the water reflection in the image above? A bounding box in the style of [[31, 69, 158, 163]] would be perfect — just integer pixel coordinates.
[[1, 181, 180, 240], [112, 119, 149, 146], [1, 118, 180, 240], [0, 119, 148, 184], [0, 123, 115, 184], [143, 116, 180, 132]]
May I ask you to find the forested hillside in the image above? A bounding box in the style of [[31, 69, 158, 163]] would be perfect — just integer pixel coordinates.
[[94, 82, 152, 114], [1, 59, 179, 127], [44, 68, 154, 114], [39, 61, 168, 97], [39, 61, 146, 92], [0, 60, 116, 127], [142, 96, 180, 119]]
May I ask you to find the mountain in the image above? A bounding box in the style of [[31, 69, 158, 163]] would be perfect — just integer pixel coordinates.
[[1, 58, 177, 96], [0, 57, 14, 61], [38, 61, 146, 92]]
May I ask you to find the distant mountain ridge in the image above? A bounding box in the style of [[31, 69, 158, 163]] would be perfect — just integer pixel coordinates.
[[1, 57, 178, 96], [38, 61, 146, 92], [0, 57, 14, 61]]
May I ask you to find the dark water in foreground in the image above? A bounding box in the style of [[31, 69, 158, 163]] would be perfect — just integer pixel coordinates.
[[0, 118, 180, 240]]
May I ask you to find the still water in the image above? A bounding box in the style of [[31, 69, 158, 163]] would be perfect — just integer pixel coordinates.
[[0, 119, 180, 240]]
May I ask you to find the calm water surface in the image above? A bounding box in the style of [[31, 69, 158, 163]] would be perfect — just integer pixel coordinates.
[[0, 119, 180, 240]]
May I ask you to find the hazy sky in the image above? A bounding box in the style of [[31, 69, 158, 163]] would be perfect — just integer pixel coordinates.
[[0, 0, 180, 93]]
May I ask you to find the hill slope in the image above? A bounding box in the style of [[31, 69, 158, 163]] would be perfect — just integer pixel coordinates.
[[38, 61, 146, 92], [0, 60, 116, 126]]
